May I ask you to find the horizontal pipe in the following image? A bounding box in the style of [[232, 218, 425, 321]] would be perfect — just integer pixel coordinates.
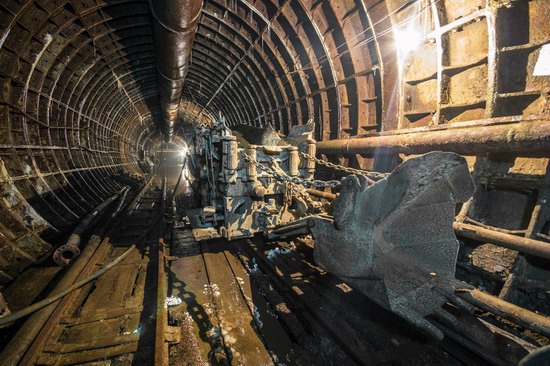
[[456, 288, 550, 339], [453, 222, 550, 261], [316, 119, 550, 156], [271, 221, 309, 234], [306, 189, 337, 200]]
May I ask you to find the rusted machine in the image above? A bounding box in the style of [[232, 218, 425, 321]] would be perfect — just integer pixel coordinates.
[[184, 122, 550, 344], [267, 152, 476, 340], [185, 121, 503, 340], [187, 120, 322, 240]]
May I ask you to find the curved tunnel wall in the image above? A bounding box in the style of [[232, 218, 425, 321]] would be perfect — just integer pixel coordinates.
[[0, 0, 548, 285]]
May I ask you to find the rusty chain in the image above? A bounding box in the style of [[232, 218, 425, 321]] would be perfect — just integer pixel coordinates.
[[241, 152, 341, 188], [299, 152, 390, 181]]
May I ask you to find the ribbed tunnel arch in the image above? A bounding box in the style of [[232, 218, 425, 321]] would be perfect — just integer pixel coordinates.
[[0, 0, 549, 285]]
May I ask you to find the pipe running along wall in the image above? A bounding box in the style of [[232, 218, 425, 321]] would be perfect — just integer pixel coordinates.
[[150, 0, 203, 142], [316, 118, 550, 157]]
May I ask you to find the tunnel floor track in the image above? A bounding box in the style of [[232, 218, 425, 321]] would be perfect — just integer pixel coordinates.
[[16, 185, 166, 365], [3, 179, 506, 366], [166, 227, 479, 366]]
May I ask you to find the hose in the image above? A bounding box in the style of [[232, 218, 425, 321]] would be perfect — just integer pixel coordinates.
[[0, 178, 153, 365], [52, 187, 129, 266], [0, 245, 136, 327]]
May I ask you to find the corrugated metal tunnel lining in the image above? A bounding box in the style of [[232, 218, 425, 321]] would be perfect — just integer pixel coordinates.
[[0, 0, 399, 282], [0, 0, 549, 364], [0, 0, 548, 322], [0, 0, 546, 282]]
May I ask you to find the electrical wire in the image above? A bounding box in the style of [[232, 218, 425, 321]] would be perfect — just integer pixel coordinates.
[[257, 0, 435, 105], [194, 0, 438, 125]]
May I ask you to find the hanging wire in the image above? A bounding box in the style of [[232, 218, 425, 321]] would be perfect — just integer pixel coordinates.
[[202, 0, 439, 124]]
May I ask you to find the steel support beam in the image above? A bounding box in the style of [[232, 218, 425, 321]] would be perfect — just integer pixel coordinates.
[[316, 119, 550, 156], [454, 222, 550, 261], [457, 288, 550, 339]]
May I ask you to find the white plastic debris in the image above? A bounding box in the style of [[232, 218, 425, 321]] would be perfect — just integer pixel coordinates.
[[165, 295, 182, 307], [210, 283, 221, 297], [253, 305, 263, 329], [250, 258, 260, 273], [267, 247, 292, 260], [43, 33, 53, 44]]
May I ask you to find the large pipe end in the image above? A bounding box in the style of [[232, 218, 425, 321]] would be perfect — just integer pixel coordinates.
[[53, 244, 81, 266]]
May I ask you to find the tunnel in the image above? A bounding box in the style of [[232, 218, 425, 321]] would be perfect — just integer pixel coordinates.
[[0, 0, 549, 364]]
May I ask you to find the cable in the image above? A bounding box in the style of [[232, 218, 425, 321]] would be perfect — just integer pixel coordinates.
[[207, 0, 438, 123], [0, 244, 136, 327], [260, 0, 435, 103]]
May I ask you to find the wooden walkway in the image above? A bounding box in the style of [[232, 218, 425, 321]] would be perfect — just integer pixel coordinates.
[[19, 186, 165, 365]]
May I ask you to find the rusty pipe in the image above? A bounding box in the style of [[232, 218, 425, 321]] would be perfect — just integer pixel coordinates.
[[52, 187, 129, 266], [150, 0, 202, 142], [456, 288, 550, 338], [454, 222, 550, 261], [316, 119, 550, 156], [306, 189, 337, 200], [0, 179, 155, 366]]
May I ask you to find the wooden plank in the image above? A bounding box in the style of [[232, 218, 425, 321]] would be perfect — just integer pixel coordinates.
[[168, 239, 217, 364], [60, 305, 143, 325], [124, 261, 148, 309], [75, 265, 124, 316], [62, 281, 95, 319], [224, 247, 294, 361], [59, 313, 141, 344], [155, 238, 169, 366], [44, 334, 140, 353], [20, 236, 114, 365], [274, 250, 430, 364], [37, 342, 140, 365], [249, 239, 442, 365], [201, 241, 274, 365], [110, 263, 141, 305], [75, 251, 147, 316], [2, 266, 62, 312], [235, 240, 353, 365]]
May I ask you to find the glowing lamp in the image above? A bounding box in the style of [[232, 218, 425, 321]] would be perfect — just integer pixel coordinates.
[[394, 27, 422, 60]]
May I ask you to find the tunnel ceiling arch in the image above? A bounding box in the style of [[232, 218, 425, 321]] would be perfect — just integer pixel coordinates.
[[0, 0, 549, 283]]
